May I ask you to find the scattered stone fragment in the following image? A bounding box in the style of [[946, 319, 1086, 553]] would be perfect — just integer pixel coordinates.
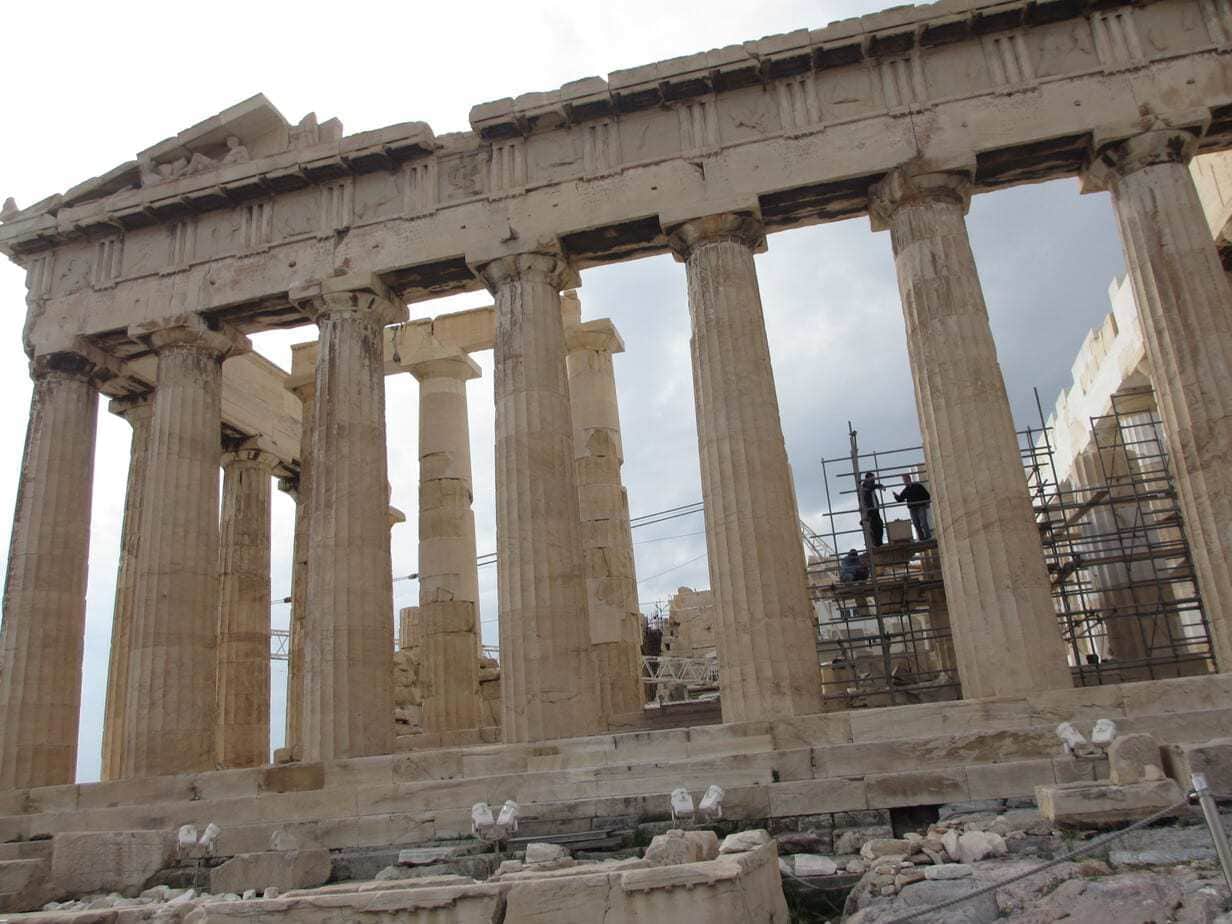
[[924, 863, 973, 880], [861, 838, 914, 860], [790, 854, 838, 877], [1108, 733, 1164, 784], [719, 829, 771, 855]]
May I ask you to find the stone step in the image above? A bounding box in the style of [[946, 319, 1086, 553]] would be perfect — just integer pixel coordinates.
[[0, 857, 48, 914], [0, 840, 51, 861]]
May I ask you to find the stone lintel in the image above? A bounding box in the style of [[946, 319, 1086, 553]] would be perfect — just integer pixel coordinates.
[[107, 391, 154, 421], [289, 272, 407, 326], [868, 164, 975, 231], [566, 318, 624, 355], [663, 209, 766, 262]]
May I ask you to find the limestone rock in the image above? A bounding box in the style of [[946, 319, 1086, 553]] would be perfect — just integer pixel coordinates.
[[924, 863, 973, 880], [1036, 779, 1186, 829], [835, 827, 894, 855], [50, 830, 176, 898], [790, 854, 838, 877], [644, 829, 718, 866], [1163, 737, 1232, 798], [1108, 734, 1163, 784], [209, 848, 331, 894], [718, 829, 771, 855], [523, 842, 569, 864], [774, 831, 828, 855], [953, 831, 1007, 864], [861, 838, 914, 860]]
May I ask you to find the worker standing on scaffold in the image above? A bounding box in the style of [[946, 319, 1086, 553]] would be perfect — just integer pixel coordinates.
[[860, 471, 886, 547]]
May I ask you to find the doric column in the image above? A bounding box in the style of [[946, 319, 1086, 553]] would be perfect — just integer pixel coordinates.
[[0, 351, 103, 790], [563, 311, 644, 720], [476, 252, 603, 742], [120, 316, 248, 778], [1085, 126, 1232, 674], [408, 352, 482, 733], [100, 394, 153, 782], [215, 446, 276, 768], [291, 274, 404, 761], [282, 344, 316, 760], [665, 212, 823, 723], [870, 170, 1070, 699]]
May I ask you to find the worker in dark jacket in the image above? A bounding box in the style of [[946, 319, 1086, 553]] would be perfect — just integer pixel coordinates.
[[894, 473, 932, 540], [860, 472, 886, 547]]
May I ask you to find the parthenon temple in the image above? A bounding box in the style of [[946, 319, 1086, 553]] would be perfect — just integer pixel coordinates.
[[1, 0, 1231, 917]]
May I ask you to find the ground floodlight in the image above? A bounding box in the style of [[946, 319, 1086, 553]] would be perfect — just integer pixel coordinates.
[[699, 784, 724, 820], [671, 787, 695, 822], [497, 799, 519, 832], [472, 801, 495, 835], [198, 822, 220, 850]]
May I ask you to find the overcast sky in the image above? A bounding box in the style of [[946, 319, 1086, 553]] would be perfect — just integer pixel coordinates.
[[0, 0, 1127, 782]]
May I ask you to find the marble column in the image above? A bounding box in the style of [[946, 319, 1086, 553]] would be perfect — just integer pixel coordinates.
[[100, 394, 153, 782], [121, 317, 248, 778], [1086, 127, 1232, 674], [0, 351, 101, 790], [292, 274, 402, 761], [564, 312, 644, 720], [283, 349, 315, 760], [408, 352, 482, 733], [215, 446, 275, 769], [477, 252, 603, 742], [665, 213, 823, 724], [869, 170, 1070, 699]]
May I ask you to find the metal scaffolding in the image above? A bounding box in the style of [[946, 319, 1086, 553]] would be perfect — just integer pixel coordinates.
[[812, 386, 1215, 709]]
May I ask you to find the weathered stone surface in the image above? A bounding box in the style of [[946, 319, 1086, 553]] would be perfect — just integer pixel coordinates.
[[1036, 779, 1186, 829], [208, 848, 332, 894], [719, 829, 771, 855], [789, 854, 838, 877], [861, 838, 913, 860], [0, 359, 99, 790], [668, 213, 823, 725], [523, 842, 569, 864], [1162, 737, 1232, 798], [869, 167, 1069, 700], [1107, 734, 1163, 785], [49, 830, 175, 897], [645, 829, 719, 866]]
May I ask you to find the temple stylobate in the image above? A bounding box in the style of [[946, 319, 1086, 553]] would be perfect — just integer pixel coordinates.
[[0, 0, 1231, 912]]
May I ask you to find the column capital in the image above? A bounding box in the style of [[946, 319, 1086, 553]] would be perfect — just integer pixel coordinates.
[[128, 313, 250, 359], [473, 251, 579, 294], [277, 474, 300, 498], [664, 211, 765, 262], [107, 392, 154, 425], [1083, 125, 1202, 191], [407, 351, 481, 383], [220, 444, 280, 472], [289, 272, 408, 326], [30, 339, 124, 389], [868, 167, 973, 231], [565, 318, 625, 355]]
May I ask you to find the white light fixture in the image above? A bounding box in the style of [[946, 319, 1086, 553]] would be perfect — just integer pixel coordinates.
[[699, 785, 724, 821], [671, 787, 695, 823]]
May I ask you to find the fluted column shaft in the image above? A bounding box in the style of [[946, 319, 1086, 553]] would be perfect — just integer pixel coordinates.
[[100, 395, 153, 781], [1088, 129, 1232, 673], [870, 171, 1070, 699], [667, 213, 823, 723], [479, 253, 602, 743], [409, 354, 482, 733], [295, 276, 398, 760], [565, 319, 644, 719], [283, 373, 315, 759], [121, 319, 247, 778], [0, 354, 100, 790], [215, 449, 275, 768]]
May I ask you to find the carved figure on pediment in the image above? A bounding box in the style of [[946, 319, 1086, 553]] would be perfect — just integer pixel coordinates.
[[159, 158, 189, 181], [221, 135, 250, 164], [1, 197, 17, 222], [138, 157, 163, 187], [186, 152, 217, 175], [289, 112, 320, 150]]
